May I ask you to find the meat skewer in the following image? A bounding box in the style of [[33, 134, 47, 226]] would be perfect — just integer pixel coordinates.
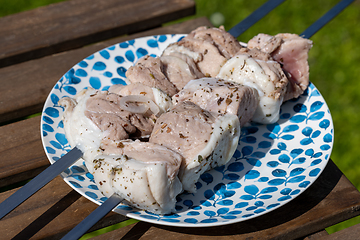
[[0, 3, 353, 240]]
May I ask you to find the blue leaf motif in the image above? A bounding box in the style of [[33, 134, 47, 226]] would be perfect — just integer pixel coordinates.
[[302, 127, 313, 137], [46, 146, 56, 154], [50, 140, 62, 149], [283, 124, 299, 133], [204, 189, 215, 200], [244, 185, 259, 195], [63, 86, 77, 95], [200, 173, 213, 185], [241, 146, 253, 156], [217, 207, 229, 215], [288, 175, 306, 183], [224, 173, 240, 180], [308, 111, 325, 121], [290, 115, 307, 123], [117, 67, 127, 78], [89, 76, 101, 89], [267, 161, 280, 168], [291, 157, 306, 165], [147, 39, 159, 48], [125, 50, 135, 62], [267, 123, 281, 134], [300, 138, 313, 145], [100, 50, 110, 59], [268, 179, 286, 186], [50, 94, 59, 105], [323, 133, 333, 143], [263, 132, 277, 140], [278, 154, 290, 164], [158, 35, 167, 42], [136, 48, 148, 58], [42, 116, 54, 124], [310, 101, 324, 112], [244, 170, 260, 180], [272, 169, 287, 177], [258, 141, 272, 149], [44, 107, 59, 118], [293, 103, 307, 113], [93, 61, 106, 71], [204, 210, 216, 217], [319, 119, 330, 129], [227, 182, 242, 189], [281, 134, 295, 140], [235, 202, 248, 208], [311, 130, 321, 138], [290, 168, 305, 176], [260, 187, 278, 194], [290, 149, 304, 158], [227, 162, 244, 172], [278, 142, 287, 150], [115, 56, 125, 64], [55, 133, 68, 146], [119, 42, 129, 48], [218, 200, 233, 206]]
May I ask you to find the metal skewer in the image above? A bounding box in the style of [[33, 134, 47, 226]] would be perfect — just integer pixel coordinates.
[[59, 0, 354, 239]]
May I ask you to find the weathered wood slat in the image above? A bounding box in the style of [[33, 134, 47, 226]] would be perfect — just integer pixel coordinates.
[[0, 17, 212, 187], [88, 161, 360, 240], [0, 17, 210, 125], [0, 0, 195, 68], [0, 116, 47, 188], [0, 176, 128, 240]]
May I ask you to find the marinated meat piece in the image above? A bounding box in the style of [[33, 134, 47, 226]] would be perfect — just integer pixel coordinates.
[[247, 33, 282, 54], [217, 54, 288, 124], [85, 90, 155, 139], [248, 33, 313, 100], [125, 55, 178, 96], [178, 38, 228, 77], [149, 101, 240, 192], [108, 82, 172, 114], [93, 140, 183, 214], [160, 55, 203, 90], [59, 88, 106, 173], [172, 78, 259, 126], [184, 26, 242, 59]]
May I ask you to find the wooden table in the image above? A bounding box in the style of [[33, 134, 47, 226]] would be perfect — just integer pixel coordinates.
[[1, 0, 360, 239]]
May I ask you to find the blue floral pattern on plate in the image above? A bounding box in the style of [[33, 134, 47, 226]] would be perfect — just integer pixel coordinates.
[[40, 34, 334, 227]]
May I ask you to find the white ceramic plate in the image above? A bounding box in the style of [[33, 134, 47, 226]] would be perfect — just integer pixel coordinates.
[[41, 34, 334, 227]]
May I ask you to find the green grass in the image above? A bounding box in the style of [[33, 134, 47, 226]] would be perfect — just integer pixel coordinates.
[[1, 0, 360, 236]]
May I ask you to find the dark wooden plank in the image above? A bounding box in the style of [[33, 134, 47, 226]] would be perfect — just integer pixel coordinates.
[[0, 17, 211, 125], [90, 161, 360, 240], [0, 0, 195, 68], [0, 116, 48, 188], [0, 176, 128, 240], [0, 17, 212, 186]]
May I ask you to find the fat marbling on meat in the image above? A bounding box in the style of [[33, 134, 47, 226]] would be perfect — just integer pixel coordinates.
[[248, 33, 313, 100], [149, 101, 240, 193], [172, 77, 259, 126], [92, 140, 183, 215]]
